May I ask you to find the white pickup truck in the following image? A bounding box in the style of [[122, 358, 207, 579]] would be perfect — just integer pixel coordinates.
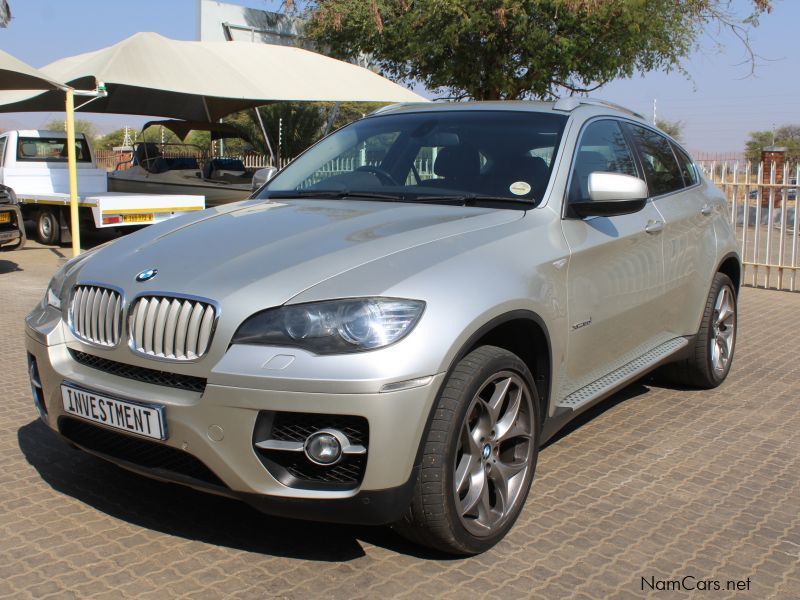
[[0, 130, 205, 245]]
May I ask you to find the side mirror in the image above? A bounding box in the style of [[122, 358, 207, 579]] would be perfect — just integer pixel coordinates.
[[252, 166, 278, 192], [570, 172, 649, 218]]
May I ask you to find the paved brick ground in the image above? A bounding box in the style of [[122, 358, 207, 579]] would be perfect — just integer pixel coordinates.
[[1, 241, 798, 599]]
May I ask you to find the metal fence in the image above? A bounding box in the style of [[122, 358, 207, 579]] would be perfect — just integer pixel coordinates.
[[698, 160, 799, 292], [95, 149, 436, 177], [94, 149, 278, 171]]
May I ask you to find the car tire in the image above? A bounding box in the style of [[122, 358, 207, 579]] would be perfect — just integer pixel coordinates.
[[663, 272, 737, 389], [36, 208, 60, 245], [394, 345, 540, 555]]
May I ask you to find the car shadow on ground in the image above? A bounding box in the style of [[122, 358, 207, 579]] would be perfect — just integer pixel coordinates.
[[0, 259, 22, 273], [18, 378, 664, 561], [543, 381, 653, 448], [17, 418, 438, 561]]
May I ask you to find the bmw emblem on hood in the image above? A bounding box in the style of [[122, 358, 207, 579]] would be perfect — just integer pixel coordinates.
[[136, 268, 158, 282]]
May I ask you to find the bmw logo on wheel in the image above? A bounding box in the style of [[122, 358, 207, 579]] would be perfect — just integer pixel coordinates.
[[135, 268, 158, 282]]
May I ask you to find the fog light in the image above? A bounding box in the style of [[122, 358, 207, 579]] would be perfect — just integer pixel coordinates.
[[304, 430, 343, 465]]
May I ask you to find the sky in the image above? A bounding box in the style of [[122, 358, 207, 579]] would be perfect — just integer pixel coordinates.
[[0, 0, 797, 156]]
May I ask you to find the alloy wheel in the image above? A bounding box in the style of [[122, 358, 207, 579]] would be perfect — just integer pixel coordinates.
[[710, 285, 736, 375], [453, 371, 534, 537]]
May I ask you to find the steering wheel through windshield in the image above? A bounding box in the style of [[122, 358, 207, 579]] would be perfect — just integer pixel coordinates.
[[354, 165, 400, 186]]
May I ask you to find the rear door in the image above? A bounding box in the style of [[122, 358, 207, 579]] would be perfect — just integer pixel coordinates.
[[560, 118, 666, 398], [624, 124, 717, 336]]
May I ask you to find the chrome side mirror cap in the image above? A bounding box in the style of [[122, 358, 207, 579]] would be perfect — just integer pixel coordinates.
[[570, 172, 649, 218], [588, 172, 649, 202], [252, 166, 278, 192]]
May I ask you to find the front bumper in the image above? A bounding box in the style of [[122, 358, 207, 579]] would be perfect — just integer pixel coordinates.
[[25, 315, 444, 525], [0, 205, 25, 249]]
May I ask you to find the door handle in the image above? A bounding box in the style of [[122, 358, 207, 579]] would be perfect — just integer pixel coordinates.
[[700, 204, 713, 216], [645, 219, 664, 234]]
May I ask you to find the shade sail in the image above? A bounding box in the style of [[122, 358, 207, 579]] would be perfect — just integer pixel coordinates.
[[140, 119, 255, 145], [0, 49, 64, 90], [0, 32, 425, 119]]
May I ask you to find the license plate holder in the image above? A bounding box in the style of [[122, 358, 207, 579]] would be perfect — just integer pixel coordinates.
[[60, 383, 167, 440], [122, 213, 154, 223]]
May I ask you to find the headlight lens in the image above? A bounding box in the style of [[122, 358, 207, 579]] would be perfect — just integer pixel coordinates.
[[41, 244, 107, 311], [46, 285, 62, 310], [232, 298, 425, 354]]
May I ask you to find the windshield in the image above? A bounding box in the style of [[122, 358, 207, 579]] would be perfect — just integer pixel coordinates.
[[258, 110, 567, 206]]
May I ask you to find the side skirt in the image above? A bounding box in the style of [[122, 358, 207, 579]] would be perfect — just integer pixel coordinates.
[[540, 336, 692, 444]]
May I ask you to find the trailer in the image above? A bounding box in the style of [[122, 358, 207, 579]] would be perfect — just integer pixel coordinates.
[[0, 130, 205, 245]]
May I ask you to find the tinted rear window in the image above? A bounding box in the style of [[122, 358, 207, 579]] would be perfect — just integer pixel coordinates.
[[625, 125, 683, 196], [672, 144, 698, 187], [17, 137, 92, 163]]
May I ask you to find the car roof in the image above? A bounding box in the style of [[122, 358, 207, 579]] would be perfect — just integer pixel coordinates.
[[370, 98, 650, 126], [14, 130, 88, 139]]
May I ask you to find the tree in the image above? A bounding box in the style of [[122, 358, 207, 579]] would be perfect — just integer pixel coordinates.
[[257, 103, 328, 161], [44, 118, 99, 140], [300, 0, 772, 101], [327, 101, 389, 130], [745, 126, 800, 162], [94, 128, 128, 151], [655, 119, 683, 141]]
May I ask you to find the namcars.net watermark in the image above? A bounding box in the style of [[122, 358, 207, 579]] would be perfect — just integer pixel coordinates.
[[642, 575, 752, 592]]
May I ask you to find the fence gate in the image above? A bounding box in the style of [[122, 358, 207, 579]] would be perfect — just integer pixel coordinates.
[[699, 160, 799, 292]]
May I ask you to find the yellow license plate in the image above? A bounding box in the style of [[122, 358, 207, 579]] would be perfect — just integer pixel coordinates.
[[121, 213, 153, 223], [0, 212, 10, 224]]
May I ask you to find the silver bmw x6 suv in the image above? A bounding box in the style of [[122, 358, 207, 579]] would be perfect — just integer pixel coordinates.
[[25, 99, 740, 555]]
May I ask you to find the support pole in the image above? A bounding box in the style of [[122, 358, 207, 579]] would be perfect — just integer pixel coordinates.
[[253, 107, 275, 166], [65, 88, 81, 257]]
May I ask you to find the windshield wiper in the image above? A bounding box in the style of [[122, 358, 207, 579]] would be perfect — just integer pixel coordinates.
[[267, 190, 405, 201], [412, 194, 536, 208]]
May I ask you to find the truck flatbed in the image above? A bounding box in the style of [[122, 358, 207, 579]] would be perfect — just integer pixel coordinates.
[[0, 129, 206, 244], [15, 191, 205, 227]]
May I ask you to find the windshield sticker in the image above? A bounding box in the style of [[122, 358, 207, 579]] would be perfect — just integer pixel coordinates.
[[509, 181, 531, 196]]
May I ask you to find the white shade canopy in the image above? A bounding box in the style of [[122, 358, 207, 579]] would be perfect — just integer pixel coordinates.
[[0, 32, 425, 119], [0, 49, 65, 91]]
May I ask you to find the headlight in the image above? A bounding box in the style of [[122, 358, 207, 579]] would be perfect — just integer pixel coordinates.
[[44, 266, 69, 310], [41, 244, 108, 310], [46, 285, 63, 310], [231, 298, 425, 354]]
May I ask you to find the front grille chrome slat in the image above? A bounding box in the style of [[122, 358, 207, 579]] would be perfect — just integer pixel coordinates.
[[163, 299, 182, 358], [69, 285, 122, 347], [174, 301, 193, 358], [129, 295, 217, 361], [97, 290, 110, 343], [152, 298, 171, 356], [143, 298, 160, 354]]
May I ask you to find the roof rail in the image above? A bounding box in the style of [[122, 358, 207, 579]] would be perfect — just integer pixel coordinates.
[[369, 102, 430, 116], [553, 97, 646, 120]]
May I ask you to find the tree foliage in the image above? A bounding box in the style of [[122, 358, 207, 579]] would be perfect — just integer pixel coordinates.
[[223, 101, 388, 161], [655, 118, 683, 141], [300, 0, 772, 100], [94, 128, 126, 151], [745, 126, 800, 162], [44, 118, 99, 140]]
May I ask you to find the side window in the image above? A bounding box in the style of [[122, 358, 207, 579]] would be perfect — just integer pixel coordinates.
[[569, 119, 638, 204], [626, 125, 684, 196], [672, 144, 698, 187], [0, 137, 6, 167]]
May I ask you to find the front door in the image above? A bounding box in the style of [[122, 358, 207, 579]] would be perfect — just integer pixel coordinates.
[[559, 119, 666, 400]]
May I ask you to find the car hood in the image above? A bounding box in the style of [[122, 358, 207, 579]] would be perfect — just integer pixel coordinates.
[[75, 198, 522, 310]]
